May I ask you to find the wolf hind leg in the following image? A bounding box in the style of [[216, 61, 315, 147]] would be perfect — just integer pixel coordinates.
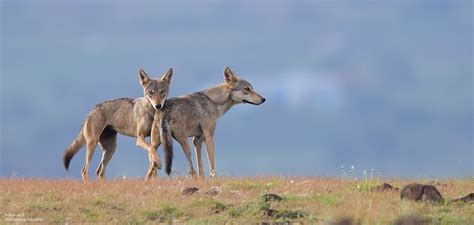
[[96, 128, 117, 180], [81, 113, 106, 182], [176, 136, 197, 177], [82, 138, 99, 182]]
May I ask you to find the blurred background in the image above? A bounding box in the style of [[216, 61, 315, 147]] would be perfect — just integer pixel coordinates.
[[1, 0, 472, 179]]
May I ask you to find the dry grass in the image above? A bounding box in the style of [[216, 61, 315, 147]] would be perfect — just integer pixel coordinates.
[[1, 177, 473, 224]]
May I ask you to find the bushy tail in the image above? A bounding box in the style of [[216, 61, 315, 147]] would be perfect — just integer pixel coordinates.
[[159, 116, 173, 175], [63, 127, 85, 170]]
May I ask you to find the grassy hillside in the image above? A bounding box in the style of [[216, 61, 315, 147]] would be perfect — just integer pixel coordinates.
[[1, 177, 473, 224]]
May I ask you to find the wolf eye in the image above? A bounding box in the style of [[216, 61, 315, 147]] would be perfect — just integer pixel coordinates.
[[160, 89, 166, 95], [148, 90, 154, 95], [244, 87, 251, 92]]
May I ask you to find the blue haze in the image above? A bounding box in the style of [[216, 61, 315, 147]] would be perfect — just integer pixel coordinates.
[[1, 0, 472, 179]]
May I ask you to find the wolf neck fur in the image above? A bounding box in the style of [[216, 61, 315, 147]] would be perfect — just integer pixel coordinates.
[[135, 97, 156, 116], [201, 83, 236, 117]]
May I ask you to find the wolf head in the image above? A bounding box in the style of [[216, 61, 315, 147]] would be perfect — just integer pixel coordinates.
[[139, 68, 173, 110], [224, 67, 266, 105]]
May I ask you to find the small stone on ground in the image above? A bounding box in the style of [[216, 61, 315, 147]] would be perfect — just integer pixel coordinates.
[[206, 186, 221, 197], [182, 187, 199, 196], [262, 193, 283, 202]]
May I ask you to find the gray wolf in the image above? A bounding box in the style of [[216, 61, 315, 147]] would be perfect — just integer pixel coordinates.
[[148, 67, 265, 179], [62, 68, 173, 181]]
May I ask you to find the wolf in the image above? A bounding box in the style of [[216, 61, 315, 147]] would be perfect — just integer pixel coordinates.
[[62, 68, 173, 181], [147, 67, 265, 179]]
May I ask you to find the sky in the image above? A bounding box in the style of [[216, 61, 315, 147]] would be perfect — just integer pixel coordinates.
[[1, 0, 472, 179]]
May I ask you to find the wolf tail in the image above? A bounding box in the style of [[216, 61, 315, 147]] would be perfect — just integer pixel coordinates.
[[159, 116, 173, 175], [63, 126, 85, 171]]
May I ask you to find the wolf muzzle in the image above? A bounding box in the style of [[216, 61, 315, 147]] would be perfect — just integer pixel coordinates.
[[243, 98, 266, 105]]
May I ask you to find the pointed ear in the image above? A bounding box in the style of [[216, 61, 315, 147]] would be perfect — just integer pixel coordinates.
[[138, 69, 150, 87], [160, 68, 173, 85], [139, 68, 150, 86], [224, 66, 239, 85]]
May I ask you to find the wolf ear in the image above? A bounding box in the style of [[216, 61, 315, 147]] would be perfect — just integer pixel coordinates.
[[224, 67, 239, 85], [160, 68, 173, 85], [139, 68, 150, 86]]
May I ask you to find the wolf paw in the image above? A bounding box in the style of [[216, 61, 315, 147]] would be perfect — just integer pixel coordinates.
[[210, 171, 216, 178], [189, 169, 197, 178]]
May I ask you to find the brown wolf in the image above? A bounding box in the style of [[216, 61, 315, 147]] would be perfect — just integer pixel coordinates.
[[148, 67, 265, 179], [63, 68, 173, 181]]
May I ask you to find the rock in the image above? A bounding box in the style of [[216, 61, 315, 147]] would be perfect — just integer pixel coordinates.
[[400, 183, 443, 203], [206, 187, 221, 197], [262, 193, 283, 202], [421, 185, 443, 202], [182, 187, 199, 196], [211, 203, 226, 214], [261, 208, 278, 217], [400, 184, 424, 201], [276, 210, 306, 219], [373, 183, 399, 192], [452, 193, 474, 203]]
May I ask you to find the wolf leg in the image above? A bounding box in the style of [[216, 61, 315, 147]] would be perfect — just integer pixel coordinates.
[[176, 136, 197, 177], [146, 150, 161, 179], [148, 121, 162, 179], [136, 131, 161, 170], [96, 129, 117, 180], [203, 134, 216, 178], [148, 143, 161, 178], [81, 114, 105, 182], [192, 136, 205, 178], [136, 134, 151, 151], [82, 138, 99, 182]]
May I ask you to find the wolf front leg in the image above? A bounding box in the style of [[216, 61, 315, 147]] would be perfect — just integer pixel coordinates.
[[192, 136, 205, 178], [136, 132, 151, 150], [136, 130, 160, 170], [144, 119, 163, 181], [203, 133, 216, 178], [149, 120, 161, 177], [145, 159, 157, 182]]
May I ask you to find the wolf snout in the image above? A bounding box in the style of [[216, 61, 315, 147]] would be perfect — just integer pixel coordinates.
[[156, 104, 162, 109], [260, 98, 266, 103]]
